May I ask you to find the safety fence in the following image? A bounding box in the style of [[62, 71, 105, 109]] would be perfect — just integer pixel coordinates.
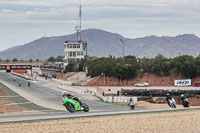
[[122, 89, 200, 97], [95, 88, 137, 103]]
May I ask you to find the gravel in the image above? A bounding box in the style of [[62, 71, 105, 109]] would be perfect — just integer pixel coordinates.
[[0, 110, 200, 133]]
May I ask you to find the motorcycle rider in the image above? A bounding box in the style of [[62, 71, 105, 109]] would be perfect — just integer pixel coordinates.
[[180, 94, 186, 101], [166, 93, 172, 106], [62, 91, 82, 105], [28, 82, 31, 87], [19, 81, 21, 87], [180, 94, 189, 107], [128, 98, 135, 110]]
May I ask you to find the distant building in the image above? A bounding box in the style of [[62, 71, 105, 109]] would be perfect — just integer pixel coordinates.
[[63, 41, 87, 66]]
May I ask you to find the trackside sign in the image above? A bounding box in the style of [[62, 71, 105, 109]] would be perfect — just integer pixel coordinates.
[[174, 79, 191, 87]]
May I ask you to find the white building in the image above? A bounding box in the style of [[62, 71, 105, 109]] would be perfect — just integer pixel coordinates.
[[63, 41, 87, 66]]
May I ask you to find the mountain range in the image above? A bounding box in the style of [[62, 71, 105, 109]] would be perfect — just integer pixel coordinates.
[[0, 29, 200, 60]]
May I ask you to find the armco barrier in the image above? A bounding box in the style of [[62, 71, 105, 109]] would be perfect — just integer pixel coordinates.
[[58, 85, 84, 94]]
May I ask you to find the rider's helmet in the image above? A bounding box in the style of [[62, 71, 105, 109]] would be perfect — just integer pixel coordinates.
[[62, 91, 67, 97], [166, 93, 169, 96], [181, 94, 184, 97], [130, 98, 133, 101]]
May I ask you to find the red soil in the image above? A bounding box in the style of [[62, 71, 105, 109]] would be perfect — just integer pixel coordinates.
[[87, 73, 200, 86]]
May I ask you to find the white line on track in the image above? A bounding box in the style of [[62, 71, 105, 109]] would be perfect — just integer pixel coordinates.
[[21, 110, 54, 113], [0, 95, 19, 98], [5, 102, 32, 106]]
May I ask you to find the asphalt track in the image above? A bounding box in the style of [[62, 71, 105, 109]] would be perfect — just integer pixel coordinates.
[[0, 72, 199, 123], [0, 72, 135, 122]]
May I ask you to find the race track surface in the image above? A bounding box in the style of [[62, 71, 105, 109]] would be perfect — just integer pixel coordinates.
[[0, 72, 138, 122]]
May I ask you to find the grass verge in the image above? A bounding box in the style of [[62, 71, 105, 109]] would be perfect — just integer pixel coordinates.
[[0, 82, 56, 112]]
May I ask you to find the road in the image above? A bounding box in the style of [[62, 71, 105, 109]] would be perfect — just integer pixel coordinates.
[[0, 72, 136, 122], [1, 72, 199, 123]]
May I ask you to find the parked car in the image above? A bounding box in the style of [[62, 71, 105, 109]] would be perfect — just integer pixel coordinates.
[[135, 82, 149, 87]]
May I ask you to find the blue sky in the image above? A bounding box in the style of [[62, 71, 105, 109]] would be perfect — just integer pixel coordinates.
[[0, 0, 200, 51]]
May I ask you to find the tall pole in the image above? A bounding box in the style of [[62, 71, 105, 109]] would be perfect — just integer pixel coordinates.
[[120, 39, 126, 63], [79, 0, 82, 42], [104, 73, 105, 86], [120, 39, 126, 58]]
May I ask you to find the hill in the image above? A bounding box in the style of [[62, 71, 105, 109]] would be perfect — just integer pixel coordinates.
[[0, 29, 200, 60]]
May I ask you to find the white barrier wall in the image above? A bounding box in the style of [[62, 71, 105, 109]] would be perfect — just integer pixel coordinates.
[[113, 96, 137, 103]]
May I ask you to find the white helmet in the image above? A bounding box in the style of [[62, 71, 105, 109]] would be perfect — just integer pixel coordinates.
[[62, 91, 67, 96], [181, 94, 184, 97]]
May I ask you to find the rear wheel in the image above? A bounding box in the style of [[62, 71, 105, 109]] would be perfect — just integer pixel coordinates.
[[183, 102, 190, 107], [82, 103, 89, 112], [66, 103, 75, 113]]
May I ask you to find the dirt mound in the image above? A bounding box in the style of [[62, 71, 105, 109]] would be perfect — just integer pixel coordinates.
[[56, 72, 77, 80], [136, 101, 183, 109], [188, 96, 200, 106]]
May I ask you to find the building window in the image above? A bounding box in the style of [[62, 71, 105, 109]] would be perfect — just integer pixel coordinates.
[[77, 44, 80, 48], [70, 45, 73, 48], [77, 51, 83, 56], [73, 44, 76, 48], [67, 44, 70, 48], [69, 52, 73, 57], [73, 52, 76, 57]]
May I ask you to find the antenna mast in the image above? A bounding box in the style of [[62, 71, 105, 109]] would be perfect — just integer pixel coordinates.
[[79, 0, 82, 42]]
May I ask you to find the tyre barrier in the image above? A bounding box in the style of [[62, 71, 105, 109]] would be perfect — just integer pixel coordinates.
[[122, 89, 200, 97]]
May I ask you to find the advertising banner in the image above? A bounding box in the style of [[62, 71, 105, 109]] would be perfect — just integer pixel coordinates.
[[0, 66, 6, 70], [174, 79, 191, 87]]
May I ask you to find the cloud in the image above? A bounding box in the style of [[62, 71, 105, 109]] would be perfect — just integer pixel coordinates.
[[0, 0, 200, 51]]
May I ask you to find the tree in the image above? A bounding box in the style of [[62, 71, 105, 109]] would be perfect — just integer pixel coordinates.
[[0, 58, 1, 62], [36, 59, 40, 62], [56, 56, 63, 62], [63, 61, 76, 73], [195, 56, 200, 76], [152, 55, 172, 76], [13, 58, 18, 62], [78, 59, 85, 72], [29, 59, 33, 62], [47, 57, 56, 63], [173, 55, 196, 78], [6, 59, 9, 62]]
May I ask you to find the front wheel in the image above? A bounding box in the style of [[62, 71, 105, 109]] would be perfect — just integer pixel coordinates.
[[66, 103, 75, 113], [82, 103, 89, 112], [171, 103, 176, 108]]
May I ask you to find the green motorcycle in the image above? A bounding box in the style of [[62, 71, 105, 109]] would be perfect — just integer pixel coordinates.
[[62, 97, 89, 113]]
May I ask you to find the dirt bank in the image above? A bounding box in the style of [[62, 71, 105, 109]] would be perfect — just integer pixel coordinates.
[[87, 73, 200, 86]]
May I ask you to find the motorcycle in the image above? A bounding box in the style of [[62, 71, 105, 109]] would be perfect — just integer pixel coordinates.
[[128, 101, 135, 110], [62, 97, 89, 113], [167, 97, 176, 108], [28, 82, 31, 87], [181, 98, 190, 107]]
